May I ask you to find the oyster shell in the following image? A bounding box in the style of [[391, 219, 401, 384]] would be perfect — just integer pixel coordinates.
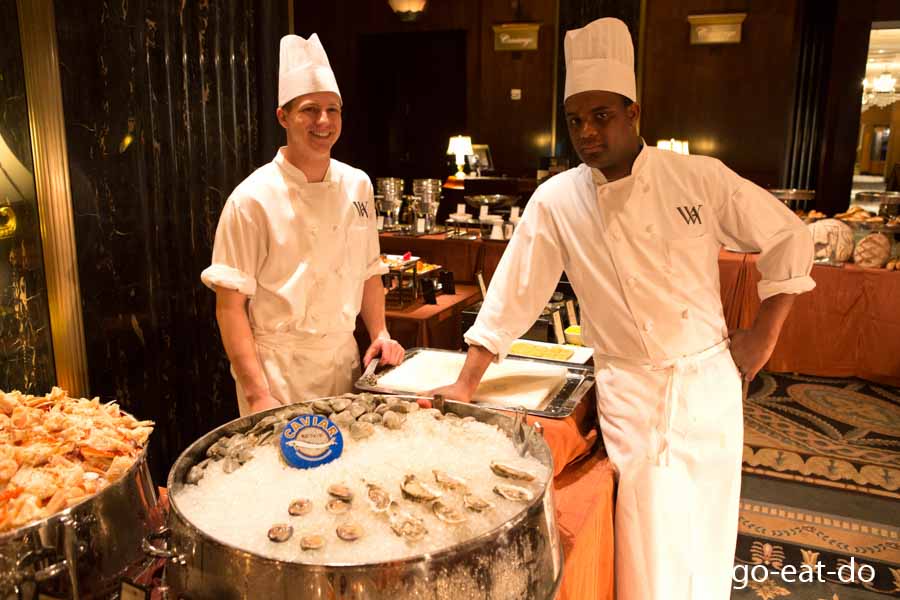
[[365, 482, 392, 513], [186, 458, 210, 485], [300, 534, 325, 551], [490, 461, 535, 482], [432, 500, 468, 524], [336, 523, 364, 542], [463, 493, 495, 512], [433, 469, 468, 492], [388, 502, 427, 542], [288, 498, 312, 517], [493, 483, 534, 502], [267, 524, 293, 543], [400, 474, 442, 502]]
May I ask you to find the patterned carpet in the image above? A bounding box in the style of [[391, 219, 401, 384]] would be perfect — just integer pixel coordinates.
[[743, 373, 900, 499], [736, 373, 900, 598]]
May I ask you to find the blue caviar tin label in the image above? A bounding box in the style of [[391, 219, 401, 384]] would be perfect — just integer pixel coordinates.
[[280, 414, 343, 469]]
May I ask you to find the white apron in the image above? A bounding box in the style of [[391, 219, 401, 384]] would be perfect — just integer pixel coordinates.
[[596, 340, 743, 600], [234, 179, 367, 416]]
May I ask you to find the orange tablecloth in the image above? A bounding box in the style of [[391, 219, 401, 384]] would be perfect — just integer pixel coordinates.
[[555, 449, 616, 600], [730, 253, 900, 386]]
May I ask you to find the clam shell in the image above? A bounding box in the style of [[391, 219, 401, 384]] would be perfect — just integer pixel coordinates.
[[267, 524, 293, 543], [331, 410, 356, 428], [327, 484, 354, 502], [358, 412, 382, 425], [350, 421, 374, 440], [300, 534, 325, 551], [336, 523, 364, 542], [288, 498, 312, 516], [325, 499, 351, 514], [382, 411, 405, 430], [330, 397, 353, 413], [312, 400, 334, 414], [349, 402, 367, 419]]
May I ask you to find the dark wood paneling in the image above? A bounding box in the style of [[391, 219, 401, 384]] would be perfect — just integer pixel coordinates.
[[296, 0, 556, 178], [554, 0, 642, 164], [640, 0, 801, 188], [814, 0, 873, 214]]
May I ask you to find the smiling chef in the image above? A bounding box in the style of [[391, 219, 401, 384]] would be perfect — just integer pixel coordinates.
[[432, 17, 815, 600], [202, 33, 404, 417]]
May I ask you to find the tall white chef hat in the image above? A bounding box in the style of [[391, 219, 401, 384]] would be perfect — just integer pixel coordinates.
[[278, 33, 341, 108], [564, 18, 635, 102]]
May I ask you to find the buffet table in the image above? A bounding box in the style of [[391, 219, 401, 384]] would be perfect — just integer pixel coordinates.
[[722, 251, 900, 386], [380, 232, 899, 385], [383, 284, 482, 350]]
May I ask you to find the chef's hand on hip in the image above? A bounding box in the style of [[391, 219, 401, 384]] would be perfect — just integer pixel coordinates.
[[728, 328, 776, 382], [364, 336, 405, 367]]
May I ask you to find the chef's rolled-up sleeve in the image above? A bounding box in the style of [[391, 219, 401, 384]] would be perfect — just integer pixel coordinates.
[[364, 180, 389, 279], [712, 165, 815, 301], [201, 199, 266, 297], [464, 195, 565, 361]]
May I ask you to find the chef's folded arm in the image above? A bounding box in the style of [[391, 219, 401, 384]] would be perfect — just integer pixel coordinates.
[[464, 197, 565, 361], [712, 164, 816, 301]]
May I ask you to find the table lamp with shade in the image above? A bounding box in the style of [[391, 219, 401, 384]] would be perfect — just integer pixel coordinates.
[[447, 135, 474, 178]]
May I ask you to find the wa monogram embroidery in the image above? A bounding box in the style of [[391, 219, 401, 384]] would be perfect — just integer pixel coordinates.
[[677, 205, 702, 225], [352, 201, 369, 218]]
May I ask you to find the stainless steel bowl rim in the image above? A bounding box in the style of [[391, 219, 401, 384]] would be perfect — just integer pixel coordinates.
[[0, 442, 152, 542], [167, 398, 552, 571]]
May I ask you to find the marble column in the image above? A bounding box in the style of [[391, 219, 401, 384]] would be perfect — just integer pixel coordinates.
[[54, 0, 258, 481]]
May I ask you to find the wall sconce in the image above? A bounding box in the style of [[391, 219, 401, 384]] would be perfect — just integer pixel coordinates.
[[657, 139, 690, 155], [387, 0, 426, 22], [447, 135, 474, 178], [687, 13, 746, 45]]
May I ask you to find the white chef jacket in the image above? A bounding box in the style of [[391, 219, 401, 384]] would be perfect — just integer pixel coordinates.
[[201, 148, 387, 337], [465, 146, 815, 361]]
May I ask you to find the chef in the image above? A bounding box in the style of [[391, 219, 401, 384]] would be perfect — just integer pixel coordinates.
[[202, 33, 403, 416], [432, 18, 814, 600]]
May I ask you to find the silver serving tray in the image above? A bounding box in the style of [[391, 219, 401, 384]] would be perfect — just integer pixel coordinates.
[[355, 347, 595, 419]]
